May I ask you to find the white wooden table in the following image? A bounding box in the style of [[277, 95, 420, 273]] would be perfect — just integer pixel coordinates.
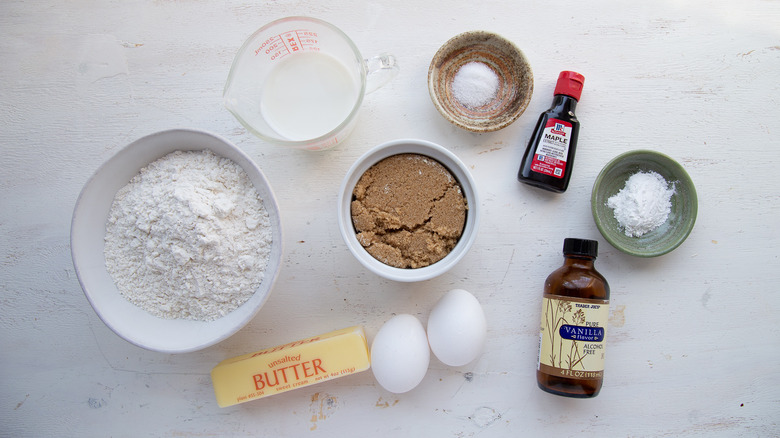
[[2, 1, 779, 436]]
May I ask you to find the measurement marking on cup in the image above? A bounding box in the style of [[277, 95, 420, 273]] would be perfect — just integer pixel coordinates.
[[255, 30, 319, 60]]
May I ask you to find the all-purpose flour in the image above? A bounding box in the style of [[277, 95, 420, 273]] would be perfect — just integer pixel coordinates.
[[104, 150, 272, 321]]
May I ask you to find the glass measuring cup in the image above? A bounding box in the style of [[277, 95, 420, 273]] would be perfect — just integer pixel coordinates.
[[224, 16, 399, 151]]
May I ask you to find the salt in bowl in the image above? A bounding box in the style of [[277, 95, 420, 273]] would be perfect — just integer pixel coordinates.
[[428, 31, 534, 132]]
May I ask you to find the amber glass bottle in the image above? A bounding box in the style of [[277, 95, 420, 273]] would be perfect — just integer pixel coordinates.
[[537, 238, 610, 398]]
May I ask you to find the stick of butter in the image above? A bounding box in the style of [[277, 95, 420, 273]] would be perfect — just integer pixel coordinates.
[[211, 326, 370, 407]]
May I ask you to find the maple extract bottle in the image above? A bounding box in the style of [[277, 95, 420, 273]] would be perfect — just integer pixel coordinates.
[[537, 238, 610, 398], [517, 71, 585, 193]]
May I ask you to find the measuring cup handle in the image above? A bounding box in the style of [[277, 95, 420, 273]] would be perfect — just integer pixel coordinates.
[[364, 53, 399, 94]]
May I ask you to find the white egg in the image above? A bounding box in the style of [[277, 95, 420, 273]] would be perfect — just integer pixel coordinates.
[[370, 314, 430, 393], [427, 289, 487, 366]]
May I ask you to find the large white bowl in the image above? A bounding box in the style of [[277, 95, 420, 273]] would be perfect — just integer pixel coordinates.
[[71, 129, 283, 353], [338, 139, 480, 282]]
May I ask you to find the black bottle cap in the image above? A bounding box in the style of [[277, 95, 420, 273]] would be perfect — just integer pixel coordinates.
[[563, 238, 598, 258]]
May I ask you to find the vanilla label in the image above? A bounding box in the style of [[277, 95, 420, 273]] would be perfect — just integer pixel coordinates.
[[538, 295, 608, 380]]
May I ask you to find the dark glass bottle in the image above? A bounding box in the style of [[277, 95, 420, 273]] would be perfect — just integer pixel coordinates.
[[537, 238, 610, 398], [517, 71, 584, 193]]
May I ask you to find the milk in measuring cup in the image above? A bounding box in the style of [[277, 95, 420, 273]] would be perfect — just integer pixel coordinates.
[[261, 52, 359, 141]]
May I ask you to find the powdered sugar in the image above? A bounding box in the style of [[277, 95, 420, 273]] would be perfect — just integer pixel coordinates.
[[104, 150, 272, 321], [607, 171, 676, 237]]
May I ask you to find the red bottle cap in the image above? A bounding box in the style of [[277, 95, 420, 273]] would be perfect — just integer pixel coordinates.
[[553, 71, 585, 101]]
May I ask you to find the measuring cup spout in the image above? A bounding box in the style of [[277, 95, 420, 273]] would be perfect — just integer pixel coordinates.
[[364, 53, 399, 94], [223, 81, 238, 113], [222, 80, 261, 138]]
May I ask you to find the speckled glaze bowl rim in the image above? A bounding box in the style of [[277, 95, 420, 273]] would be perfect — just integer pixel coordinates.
[[337, 139, 480, 282], [428, 30, 533, 132], [591, 149, 698, 257], [70, 129, 284, 353]]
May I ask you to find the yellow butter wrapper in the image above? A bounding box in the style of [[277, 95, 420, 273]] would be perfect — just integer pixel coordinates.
[[211, 326, 370, 407]]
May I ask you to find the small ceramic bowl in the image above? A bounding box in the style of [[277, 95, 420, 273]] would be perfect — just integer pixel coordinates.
[[591, 150, 698, 257], [71, 129, 283, 353], [338, 139, 480, 282], [428, 31, 533, 132]]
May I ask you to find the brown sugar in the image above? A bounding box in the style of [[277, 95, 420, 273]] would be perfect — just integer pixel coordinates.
[[351, 153, 468, 269]]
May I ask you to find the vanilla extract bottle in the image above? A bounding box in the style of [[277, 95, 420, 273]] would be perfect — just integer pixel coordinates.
[[537, 238, 610, 398]]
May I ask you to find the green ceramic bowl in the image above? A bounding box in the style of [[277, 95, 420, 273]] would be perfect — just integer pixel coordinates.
[[591, 150, 697, 257]]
